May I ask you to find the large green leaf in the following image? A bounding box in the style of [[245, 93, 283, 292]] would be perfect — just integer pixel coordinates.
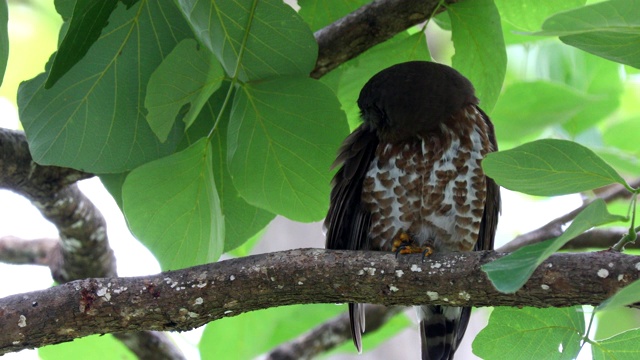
[[495, 0, 585, 32], [491, 81, 597, 140], [534, 0, 640, 68], [181, 87, 275, 252], [176, 0, 317, 82], [39, 334, 134, 360], [473, 307, 584, 360], [199, 304, 343, 360], [45, 0, 118, 89], [227, 77, 348, 222], [145, 38, 225, 142], [482, 199, 625, 293], [449, 0, 506, 113], [18, 1, 192, 173], [593, 329, 640, 360], [482, 139, 629, 196], [122, 138, 224, 270]]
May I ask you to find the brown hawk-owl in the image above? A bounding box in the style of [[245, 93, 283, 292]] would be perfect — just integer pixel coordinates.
[[324, 61, 500, 360]]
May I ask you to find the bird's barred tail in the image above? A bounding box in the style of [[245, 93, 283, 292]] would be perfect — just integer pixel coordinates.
[[417, 305, 471, 360]]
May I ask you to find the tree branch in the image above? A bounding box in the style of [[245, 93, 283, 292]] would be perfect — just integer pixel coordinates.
[[0, 236, 57, 266], [2, 248, 638, 354], [311, 0, 457, 79], [0, 128, 184, 359]]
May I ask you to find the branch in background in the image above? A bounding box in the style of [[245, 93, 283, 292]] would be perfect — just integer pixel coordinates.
[[311, 0, 457, 79], [498, 178, 640, 252], [0, 128, 184, 359], [265, 305, 404, 360], [2, 248, 639, 354], [0, 236, 57, 266]]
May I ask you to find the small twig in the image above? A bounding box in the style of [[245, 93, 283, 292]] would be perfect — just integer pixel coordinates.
[[498, 179, 640, 252]]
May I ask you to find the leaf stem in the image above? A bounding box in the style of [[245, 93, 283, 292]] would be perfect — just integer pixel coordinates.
[[611, 192, 638, 251]]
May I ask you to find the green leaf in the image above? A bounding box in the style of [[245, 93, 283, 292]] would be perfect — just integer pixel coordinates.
[[199, 304, 343, 360], [39, 334, 134, 359], [122, 138, 224, 270], [176, 0, 317, 82], [533, 0, 640, 68], [298, 0, 369, 31], [0, 0, 8, 86], [495, 0, 586, 32], [145, 39, 225, 142], [180, 87, 275, 252], [18, 1, 192, 173], [491, 81, 598, 140], [593, 329, 640, 359], [99, 172, 128, 208], [482, 139, 628, 196], [473, 307, 584, 360], [483, 199, 625, 293], [449, 0, 506, 112], [227, 77, 348, 222], [45, 0, 118, 89], [598, 278, 640, 313]]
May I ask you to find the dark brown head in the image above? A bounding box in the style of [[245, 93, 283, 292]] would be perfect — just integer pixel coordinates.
[[357, 61, 478, 143]]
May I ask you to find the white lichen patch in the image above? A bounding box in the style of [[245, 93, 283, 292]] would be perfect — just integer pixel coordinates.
[[112, 286, 127, 294], [188, 312, 199, 318], [541, 284, 550, 290], [635, 262, 640, 271], [426, 291, 439, 300], [96, 287, 111, 301], [395, 270, 404, 278], [618, 274, 624, 281], [389, 285, 399, 292], [458, 291, 471, 301], [430, 262, 442, 269], [224, 310, 233, 315], [597, 269, 609, 278], [18, 315, 26, 327], [608, 262, 614, 268], [194, 297, 203, 305], [270, 277, 276, 281], [197, 281, 207, 288], [12, 341, 20, 345], [230, 275, 235, 281], [164, 277, 179, 288], [363, 267, 376, 276], [60, 238, 82, 251], [546, 263, 553, 268], [298, 281, 304, 285], [410, 264, 422, 272]]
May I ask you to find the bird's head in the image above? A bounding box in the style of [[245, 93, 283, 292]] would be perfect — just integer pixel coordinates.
[[357, 61, 478, 143]]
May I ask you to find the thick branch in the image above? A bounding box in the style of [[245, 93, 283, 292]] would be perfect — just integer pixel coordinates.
[[0, 128, 182, 358], [311, 0, 456, 78], [2, 248, 638, 354]]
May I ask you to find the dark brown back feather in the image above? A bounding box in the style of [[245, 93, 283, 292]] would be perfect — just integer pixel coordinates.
[[325, 124, 379, 251]]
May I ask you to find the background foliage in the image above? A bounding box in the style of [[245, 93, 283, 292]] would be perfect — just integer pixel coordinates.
[[1, 0, 640, 359]]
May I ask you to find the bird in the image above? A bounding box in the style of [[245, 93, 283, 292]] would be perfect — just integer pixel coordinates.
[[324, 61, 500, 360]]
